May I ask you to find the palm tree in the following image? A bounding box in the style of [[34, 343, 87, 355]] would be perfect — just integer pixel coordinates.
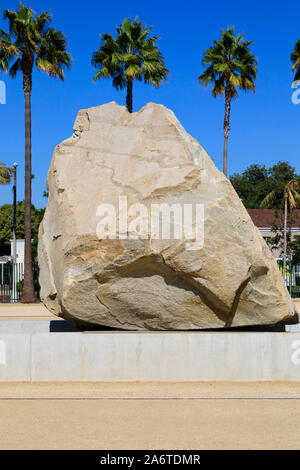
[[291, 39, 300, 80], [92, 17, 168, 113], [0, 163, 12, 185], [198, 27, 257, 177], [260, 179, 300, 284], [0, 3, 71, 302]]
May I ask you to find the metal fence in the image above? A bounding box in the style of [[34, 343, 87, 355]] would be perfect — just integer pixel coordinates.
[[293, 264, 300, 298], [0, 262, 24, 303], [290, 264, 300, 298], [276, 260, 300, 298], [291, 287, 300, 298], [0, 261, 40, 303]]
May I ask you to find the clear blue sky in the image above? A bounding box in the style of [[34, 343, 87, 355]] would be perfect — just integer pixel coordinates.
[[0, 0, 299, 208]]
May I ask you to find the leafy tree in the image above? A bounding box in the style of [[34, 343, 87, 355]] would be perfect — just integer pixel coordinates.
[[269, 230, 300, 266], [291, 38, 300, 80], [230, 164, 270, 208], [0, 163, 13, 185], [198, 27, 257, 177], [290, 236, 300, 266], [92, 17, 168, 113], [230, 161, 300, 208], [268, 161, 298, 188], [267, 227, 300, 289], [261, 179, 300, 282], [0, 201, 44, 259], [0, 3, 71, 302]]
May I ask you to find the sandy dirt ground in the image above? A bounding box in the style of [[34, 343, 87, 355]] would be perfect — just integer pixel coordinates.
[[0, 303, 299, 449], [0, 382, 299, 450], [0, 302, 58, 320]]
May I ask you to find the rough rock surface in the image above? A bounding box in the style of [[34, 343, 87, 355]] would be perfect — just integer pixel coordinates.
[[38, 102, 295, 330]]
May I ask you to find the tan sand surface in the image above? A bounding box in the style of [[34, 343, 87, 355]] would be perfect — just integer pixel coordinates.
[[0, 302, 57, 320], [0, 382, 299, 450]]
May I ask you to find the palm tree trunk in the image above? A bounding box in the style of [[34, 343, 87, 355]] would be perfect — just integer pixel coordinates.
[[283, 196, 288, 286], [21, 69, 36, 303], [126, 79, 133, 113], [223, 87, 231, 178]]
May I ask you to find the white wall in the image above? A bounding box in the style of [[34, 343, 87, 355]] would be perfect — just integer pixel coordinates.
[[10, 239, 25, 264], [0, 331, 300, 382]]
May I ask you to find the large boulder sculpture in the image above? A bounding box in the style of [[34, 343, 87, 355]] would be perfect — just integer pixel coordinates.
[[38, 102, 295, 330]]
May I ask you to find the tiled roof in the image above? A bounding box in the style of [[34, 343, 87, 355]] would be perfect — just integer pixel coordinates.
[[247, 209, 300, 228]]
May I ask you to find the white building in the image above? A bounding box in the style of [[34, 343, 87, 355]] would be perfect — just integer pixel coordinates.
[[10, 238, 25, 264]]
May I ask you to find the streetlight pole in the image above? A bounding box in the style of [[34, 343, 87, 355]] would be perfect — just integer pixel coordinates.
[[12, 162, 18, 301]]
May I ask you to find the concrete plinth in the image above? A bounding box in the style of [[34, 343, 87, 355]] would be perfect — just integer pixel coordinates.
[[0, 330, 299, 382]]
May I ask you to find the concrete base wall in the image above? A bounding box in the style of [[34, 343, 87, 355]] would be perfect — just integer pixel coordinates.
[[286, 323, 300, 332], [0, 331, 300, 382]]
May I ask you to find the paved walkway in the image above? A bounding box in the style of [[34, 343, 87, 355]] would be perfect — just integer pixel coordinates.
[[0, 303, 299, 449], [0, 302, 58, 321], [0, 382, 299, 449]]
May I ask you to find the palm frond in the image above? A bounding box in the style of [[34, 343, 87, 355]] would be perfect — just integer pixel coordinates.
[[9, 58, 21, 77], [92, 17, 168, 94], [260, 190, 276, 208], [291, 38, 300, 80], [1, 4, 71, 82], [199, 26, 257, 100], [0, 29, 19, 72], [0, 163, 12, 185]]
